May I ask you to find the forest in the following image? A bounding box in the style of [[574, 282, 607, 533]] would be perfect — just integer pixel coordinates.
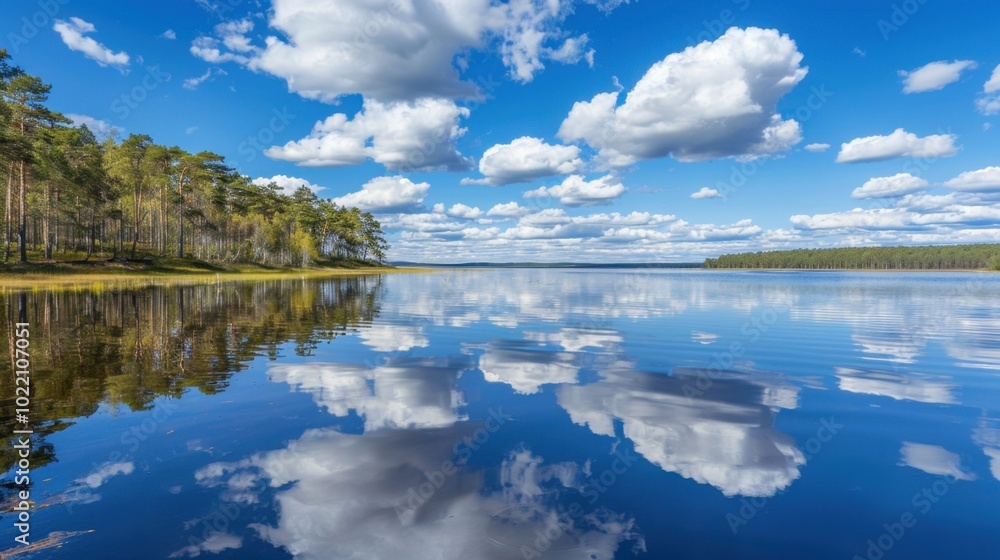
[[0, 50, 388, 268], [704, 244, 1000, 270]]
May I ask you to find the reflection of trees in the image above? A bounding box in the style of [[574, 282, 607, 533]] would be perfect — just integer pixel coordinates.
[[0, 276, 383, 493]]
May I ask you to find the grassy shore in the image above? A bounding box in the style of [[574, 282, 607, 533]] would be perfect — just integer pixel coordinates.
[[0, 253, 426, 290]]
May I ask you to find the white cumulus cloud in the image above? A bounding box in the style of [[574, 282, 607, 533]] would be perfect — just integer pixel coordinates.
[[446, 203, 483, 219], [836, 128, 958, 163], [691, 187, 723, 199], [67, 113, 117, 138], [524, 174, 626, 207], [252, 175, 325, 195], [266, 98, 471, 171], [486, 202, 531, 218], [463, 137, 583, 186], [977, 64, 1000, 115], [851, 173, 929, 199], [557, 27, 807, 165], [899, 60, 977, 93], [943, 166, 1000, 192], [53, 17, 130, 70], [192, 0, 597, 102], [332, 176, 429, 213], [804, 143, 830, 152]]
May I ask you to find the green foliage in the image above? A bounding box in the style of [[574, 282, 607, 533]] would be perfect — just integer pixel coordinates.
[[704, 245, 1000, 270], [0, 52, 389, 267]]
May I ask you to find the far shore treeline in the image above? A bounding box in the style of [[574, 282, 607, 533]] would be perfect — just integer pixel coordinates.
[[0, 50, 388, 268], [704, 244, 1000, 270]]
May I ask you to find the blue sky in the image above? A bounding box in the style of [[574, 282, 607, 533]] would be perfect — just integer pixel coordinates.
[[5, 0, 1000, 262]]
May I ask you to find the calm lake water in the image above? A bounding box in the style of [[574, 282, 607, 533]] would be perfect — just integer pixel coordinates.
[[2, 269, 1000, 559]]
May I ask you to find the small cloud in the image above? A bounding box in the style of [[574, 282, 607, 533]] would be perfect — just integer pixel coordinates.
[[943, 166, 1000, 192], [977, 64, 1000, 115], [804, 143, 830, 153], [524, 174, 626, 207], [52, 17, 130, 71], [183, 69, 214, 90], [185, 126, 199, 135], [985, 123, 992, 132], [67, 113, 118, 138], [169, 533, 242, 558], [852, 47, 866, 57], [899, 60, 977, 94], [252, 175, 325, 195], [851, 173, 929, 199], [331, 176, 428, 213], [161, 29, 177, 40], [79, 462, 135, 489], [690, 187, 723, 199], [836, 129, 958, 163]]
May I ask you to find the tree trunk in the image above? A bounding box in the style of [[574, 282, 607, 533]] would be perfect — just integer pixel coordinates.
[[4, 164, 11, 262], [43, 180, 52, 260], [131, 183, 143, 258], [18, 160, 27, 263], [177, 168, 187, 259]]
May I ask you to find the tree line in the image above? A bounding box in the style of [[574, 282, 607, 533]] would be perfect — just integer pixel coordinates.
[[0, 50, 389, 267], [704, 244, 1000, 270]]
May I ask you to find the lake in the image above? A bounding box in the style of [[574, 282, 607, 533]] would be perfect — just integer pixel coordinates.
[[2, 269, 999, 559]]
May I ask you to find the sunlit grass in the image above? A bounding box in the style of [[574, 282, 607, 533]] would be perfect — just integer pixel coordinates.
[[0, 251, 431, 291]]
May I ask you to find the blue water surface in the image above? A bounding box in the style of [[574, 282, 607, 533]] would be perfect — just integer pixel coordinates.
[[2, 269, 999, 559]]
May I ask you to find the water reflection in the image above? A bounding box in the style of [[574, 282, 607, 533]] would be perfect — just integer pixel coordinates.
[[194, 428, 644, 560], [898, 442, 976, 480], [836, 368, 957, 404], [559, 366, 804, 497], [0, 276, 382, 500], [269, 358, 468, 430]]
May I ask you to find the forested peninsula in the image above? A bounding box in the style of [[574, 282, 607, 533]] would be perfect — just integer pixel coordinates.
[[704, 244, 1000, 270], [0, 50, 389, 275]]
